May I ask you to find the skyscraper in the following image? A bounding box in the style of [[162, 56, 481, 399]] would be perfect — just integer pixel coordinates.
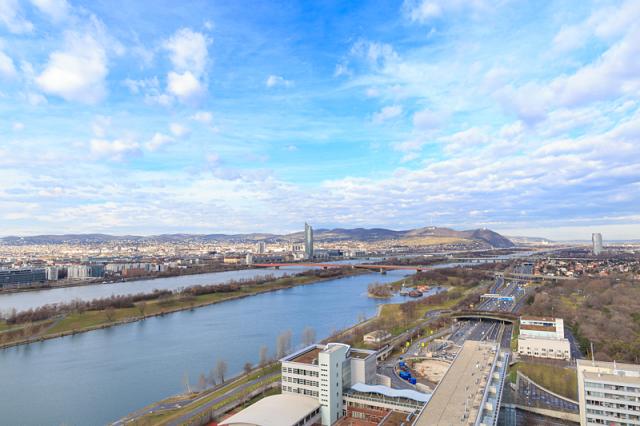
[[592, 233, 603, 255], [304, 222, 314, 259]]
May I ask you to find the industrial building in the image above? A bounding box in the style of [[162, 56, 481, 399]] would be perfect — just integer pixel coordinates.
[[577, 359, 640, 426], [517, 316, 571, 360]]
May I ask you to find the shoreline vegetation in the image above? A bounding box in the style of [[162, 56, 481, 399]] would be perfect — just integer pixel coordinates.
[[0, 268, 363, 350]]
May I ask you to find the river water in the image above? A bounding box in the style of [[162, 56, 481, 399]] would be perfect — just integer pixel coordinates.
[[0, 270, 432, 426]]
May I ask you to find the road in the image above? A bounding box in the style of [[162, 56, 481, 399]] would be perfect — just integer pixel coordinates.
[[514, 373, 579, 414], [113, 372, 280, 426]]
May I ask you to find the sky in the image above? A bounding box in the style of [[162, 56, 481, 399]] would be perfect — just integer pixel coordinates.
[[0, 0, 639, 240]]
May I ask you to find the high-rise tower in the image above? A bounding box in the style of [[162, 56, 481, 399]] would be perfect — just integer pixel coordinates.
[[304, 222, 314, 259], [592, 233, 603, 255]]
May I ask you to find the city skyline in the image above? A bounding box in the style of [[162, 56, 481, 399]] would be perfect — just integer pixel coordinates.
[[1, 0, 640, 240]]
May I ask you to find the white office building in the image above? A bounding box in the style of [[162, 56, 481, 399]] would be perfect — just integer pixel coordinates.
[[518, 316, 571, 360], [280, 343, 377, 425], [577, 359, 640, 426]]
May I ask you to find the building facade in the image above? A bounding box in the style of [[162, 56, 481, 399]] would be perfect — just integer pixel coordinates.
[[281, 343, 378, 425], [0, 268, 46, 289], [577, 359, 640, 426], [304, 222, 314, 259], [592, 233, 603, 255], [518, 316, 571, 360]]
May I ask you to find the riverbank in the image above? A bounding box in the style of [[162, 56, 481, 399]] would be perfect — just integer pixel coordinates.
[[0, 269, 364, 350], [0, 264, 251, 294]]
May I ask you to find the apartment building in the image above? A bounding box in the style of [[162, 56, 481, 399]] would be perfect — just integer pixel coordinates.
[[518, 316, 571, 360], [577, 359, 640, 426]]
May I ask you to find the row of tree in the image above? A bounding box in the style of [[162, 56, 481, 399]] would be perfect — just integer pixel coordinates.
[[4, 269, 356, 325]]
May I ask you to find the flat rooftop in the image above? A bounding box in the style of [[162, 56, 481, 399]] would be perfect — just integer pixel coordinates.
[[413, 340, 498, 426], [520, 324, 557, 333], [287, 347, 322, 365], [350, 348, 375, 359], [521, 316, 558, 322]]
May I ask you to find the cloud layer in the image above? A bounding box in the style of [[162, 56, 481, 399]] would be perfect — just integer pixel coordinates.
[[0, 0, 639, 240]]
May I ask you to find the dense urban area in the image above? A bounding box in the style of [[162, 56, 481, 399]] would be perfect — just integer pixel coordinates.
[[1, 225, 640, 426]]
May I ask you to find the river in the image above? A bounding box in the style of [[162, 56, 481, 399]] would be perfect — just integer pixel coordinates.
[[0, 270, 430, 426]]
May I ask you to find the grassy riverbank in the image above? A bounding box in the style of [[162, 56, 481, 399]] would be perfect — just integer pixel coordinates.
[[0, 269, 362, 349]]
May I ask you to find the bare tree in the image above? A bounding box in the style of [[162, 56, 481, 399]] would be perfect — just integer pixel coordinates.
[[243, 362, 253, 376], [198, 373, 207, 390], [208, 369, 217, 387], [215, 359, 228, 384], [276, 330, 293, 358], [302, 326, 316, 346], [136, 302, 146, 317], [259, 345, 269, 367], [105, 307, 116, 322], [182, 372, 192, 393]]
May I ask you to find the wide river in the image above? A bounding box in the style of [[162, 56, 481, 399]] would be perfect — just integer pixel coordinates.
[[0, 269, 429, 426]]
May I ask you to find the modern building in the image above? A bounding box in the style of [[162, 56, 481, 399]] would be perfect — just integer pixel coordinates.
[[225, 342, 429, 425], [256, 241, 267, 254], [413, 340, 509, 426], [592, 233, 603, 255], [304, 222, 314, 260], [66, 264, 105, 280], [45, 266, 59, 281], [0, 268, 46, 289], [576, 359, 640, 426], [517, 316, 571, 360], [220, 393, 321, 426]]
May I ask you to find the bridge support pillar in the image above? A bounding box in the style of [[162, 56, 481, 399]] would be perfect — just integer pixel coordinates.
[[322, 266, 328, 270], [379, 268, 386, 274], [417, 268, 423, 273], [275, 266, 280, 269]]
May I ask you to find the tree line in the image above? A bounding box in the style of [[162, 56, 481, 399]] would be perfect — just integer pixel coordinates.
[[4, 268, 353, 325]]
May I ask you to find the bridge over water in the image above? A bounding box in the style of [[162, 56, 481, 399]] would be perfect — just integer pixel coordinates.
[[251, 263, 432, 273]]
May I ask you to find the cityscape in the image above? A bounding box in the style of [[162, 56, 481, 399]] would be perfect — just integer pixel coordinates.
[[1, 1, 640, 426]]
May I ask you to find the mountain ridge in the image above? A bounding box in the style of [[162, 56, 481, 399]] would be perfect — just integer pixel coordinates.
[[1, 226, 515, 248]]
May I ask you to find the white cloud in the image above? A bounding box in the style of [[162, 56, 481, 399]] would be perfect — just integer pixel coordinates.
[[36, 32, 108, 104], [145, 133, 174, 151], [350, 40, 398, 68], [0, 51, 17, 78], [167, 71, 204, 101], [30, 0, 70, 23], [190, 111, 213, 124], [90, 138, 140, 161], [12, 122, 24, 131], [402, 0, 487, 23], [0, 0, 33, 34], [266, 74, 293, 88], [372, 105, 403, 123], [169, 122, 190, 138], [412, 109, 442, 130], [441, 127, 489, 153], [163, 28, 209, 76], [162, 28, 210, 104]]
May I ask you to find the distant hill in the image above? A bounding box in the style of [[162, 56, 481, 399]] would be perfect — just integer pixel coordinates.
[[1, 226, 514, 248], [506, 236, 555, 244]]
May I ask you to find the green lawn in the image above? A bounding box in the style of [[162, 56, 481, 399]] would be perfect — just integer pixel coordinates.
[[509, 362, 578, 400]]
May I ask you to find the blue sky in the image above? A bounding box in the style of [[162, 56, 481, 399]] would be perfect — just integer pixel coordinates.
[[1, 0, 639, 239]]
